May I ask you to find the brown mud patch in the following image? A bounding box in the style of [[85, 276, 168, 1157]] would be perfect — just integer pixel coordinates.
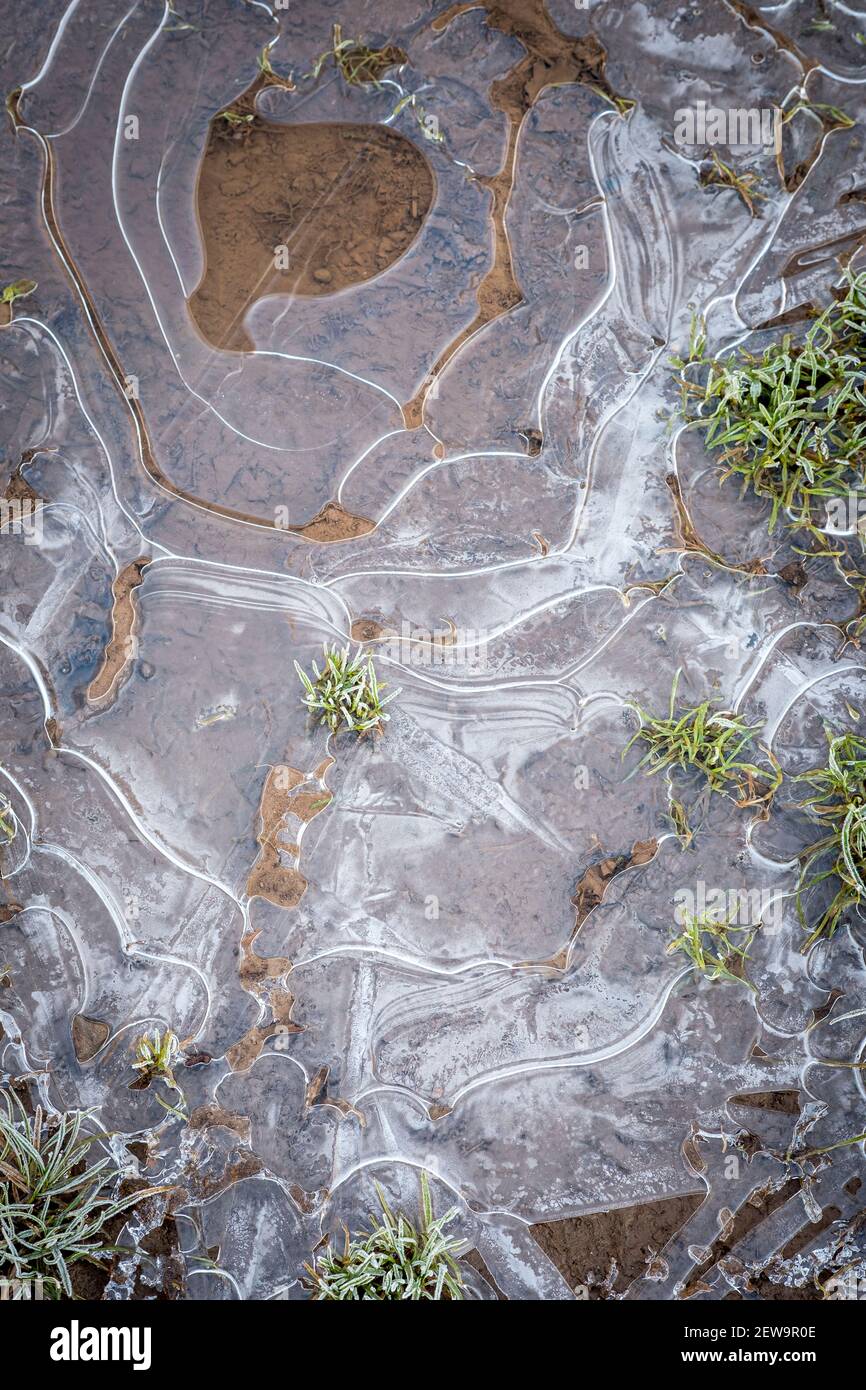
[[293, 500, 374, 543], [729, 1089, 801, 1115], [530, 1193, 703, 1297], [71, 1012, 110, 1062], [304, 1063, 363, 1121], [87, 557, 149, 709], [527, 837, 657, 971], [246, 762, 332, 909], [351, 616, 388, 643], [226, 920, 300, 1073], [7, 85, 373, 541], [5, 449, 46, 504], [189, 119, 434, 353]]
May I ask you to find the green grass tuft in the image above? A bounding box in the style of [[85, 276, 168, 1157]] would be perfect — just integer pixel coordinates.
[[304, 1172, 466, 1300], [295, 642, 400, 737], [624, 671, 781, 825], [794, 730, 866, 950], [1, 279, 36, 306], [667, 910, 757, 990], [0, 1088, 151, 1297], [0, 793, 17, 844], [674, 268, 866, 535], [699, 150, 766, 217], [130, 1028, 187, 1118]]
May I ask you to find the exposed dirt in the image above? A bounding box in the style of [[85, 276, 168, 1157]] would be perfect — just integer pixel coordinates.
[[292, 500, 374, 542], [189, 117, 434, 352], [226, 920, 301, 1072], [4, 450, 45, 503], [246, 763, 332, 908], [86, 558, 149, 708], [7, 87, 374, 541], [729, 1089, 802, 1115], [71, 1012, 110, 1063], [530, 1192, 704, 1297], [351, 616, 388, 643]]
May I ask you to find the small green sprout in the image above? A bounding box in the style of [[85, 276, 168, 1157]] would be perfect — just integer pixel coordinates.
[[699, 150, 766, 217], [624, 671, 781, 827], [391, 91, 443, 143], [0, 1088, 153, 1297], [589, 86, 636, 118], [781, 100, 854, 131], [130, 1028, 187, 1117], [1, 280, 36, 306], [302, 26, 455, 156], [217, 109, 254, 127], [0, 794, 17, 844], [303, 1172, 466, 1300], [794, 731, 866, 950], [668, 910, 757, 990], [308, 24, 404, 88], [294, 643, 400, 737]]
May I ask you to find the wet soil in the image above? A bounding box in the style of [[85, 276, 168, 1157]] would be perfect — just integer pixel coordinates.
[[87, 558, 149, 708], [246, 762, 332, 908], [531, 1193, 704, 1297], [189, 119, 435, 353], [71, 1012, 110, 1063]]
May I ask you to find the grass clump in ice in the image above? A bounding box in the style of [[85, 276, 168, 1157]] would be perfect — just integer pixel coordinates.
[[624, 672, 781, 826], [668, 910, 756, 990], [304, 1172, 465, 1300], [793, 730, 866, 951], [0, 1087, 149, 1297], [673, 268, 866, 536], [307, 23, 405, 87], [295, 642, 399, 737], [0, 792, 17, 844], [130, 1027, 187, 1118], [1, 279, 36, 307], [699, 150, 766, 217]]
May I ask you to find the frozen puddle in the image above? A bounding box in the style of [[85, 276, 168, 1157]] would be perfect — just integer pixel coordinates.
[[1, 0, 865, 1301]]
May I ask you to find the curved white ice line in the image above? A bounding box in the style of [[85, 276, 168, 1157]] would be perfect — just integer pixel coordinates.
[[144, 555, 354, 627], [44, 2, 140, 140], [533, 108, 618, 427], [341, 965, 690, 1115], [19, 0, 82, 92], [37, 500, 119, 574], [13, 316, 169, 558], [761, 660, 866, 746], [294, 942, 551, 978], [35, 843, 212, 1040], [0, 633, 240, 908]]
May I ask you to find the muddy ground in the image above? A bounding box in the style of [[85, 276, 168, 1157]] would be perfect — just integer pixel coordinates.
[[1, 0, 866, 1301]]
